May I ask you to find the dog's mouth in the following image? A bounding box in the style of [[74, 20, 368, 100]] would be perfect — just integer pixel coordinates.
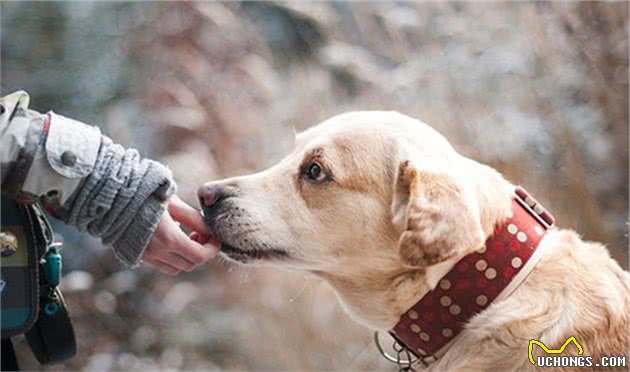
[[201, 202, 291, 264], [220, 242, 290, 264]]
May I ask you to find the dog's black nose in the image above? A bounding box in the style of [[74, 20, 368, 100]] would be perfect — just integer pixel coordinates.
[[198, 182, 228, 209]]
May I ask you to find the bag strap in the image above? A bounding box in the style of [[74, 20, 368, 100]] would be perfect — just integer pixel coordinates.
[[1, 338, 20, 371], [23, 203, 77, 365], [25, 287, 76, 364]]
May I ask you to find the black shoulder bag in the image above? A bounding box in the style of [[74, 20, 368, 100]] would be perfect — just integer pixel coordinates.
[[1, 196, 76, 370]]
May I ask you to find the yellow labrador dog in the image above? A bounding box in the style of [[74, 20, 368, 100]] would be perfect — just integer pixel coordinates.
[[199, 112, 629, 371]]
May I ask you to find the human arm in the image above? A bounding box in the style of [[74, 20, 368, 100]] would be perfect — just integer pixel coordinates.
[[0, 91, 218, 272]]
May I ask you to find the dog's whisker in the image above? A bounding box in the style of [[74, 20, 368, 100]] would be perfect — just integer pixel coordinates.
[[288, 276, 310, 303], [238, 268, 250, 283]]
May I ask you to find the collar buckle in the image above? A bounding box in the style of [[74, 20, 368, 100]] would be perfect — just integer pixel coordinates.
[[514, 186, 555, 229], [374, 332, 435, 371]]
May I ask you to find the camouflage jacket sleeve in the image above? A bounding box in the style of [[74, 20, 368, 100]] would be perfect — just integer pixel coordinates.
[[0, 91, 176, 266]]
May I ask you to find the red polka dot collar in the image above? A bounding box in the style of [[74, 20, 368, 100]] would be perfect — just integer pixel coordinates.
[[390, 186, 555, 366]]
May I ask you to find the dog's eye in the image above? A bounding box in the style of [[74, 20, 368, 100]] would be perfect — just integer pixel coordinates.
[[306, 162, 326, 182]]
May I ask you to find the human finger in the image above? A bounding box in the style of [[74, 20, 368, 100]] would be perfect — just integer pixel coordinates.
[[153, 249, 197, 272], [189, 231, 214, 245], [143, 256, 181, 276], [172, 232, 219, 264], [168, 195, 209, 234]]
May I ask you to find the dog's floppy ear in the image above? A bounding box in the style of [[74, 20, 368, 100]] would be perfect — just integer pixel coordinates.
[[391, 160, 486, 267]]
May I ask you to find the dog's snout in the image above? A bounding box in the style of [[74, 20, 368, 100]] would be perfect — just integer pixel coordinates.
[[198, 182, 230, 208]]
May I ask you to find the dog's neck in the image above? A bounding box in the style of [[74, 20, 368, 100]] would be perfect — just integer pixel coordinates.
[[319, 252, 476, 330], [322, 182, 555, 368]]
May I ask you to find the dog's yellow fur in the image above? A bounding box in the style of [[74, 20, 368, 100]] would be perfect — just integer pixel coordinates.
[[201, 111, 629, 371]]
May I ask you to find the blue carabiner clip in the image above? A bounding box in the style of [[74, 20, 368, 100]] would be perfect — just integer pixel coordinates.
[[44, 242, 63, 288]]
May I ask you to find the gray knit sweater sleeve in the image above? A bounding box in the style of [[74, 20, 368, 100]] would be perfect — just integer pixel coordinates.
[[1, 92, 175, 266], [62, 135, 176, 266]]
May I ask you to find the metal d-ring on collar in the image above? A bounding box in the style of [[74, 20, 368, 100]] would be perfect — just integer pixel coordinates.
[[374, 332, 428, 371]]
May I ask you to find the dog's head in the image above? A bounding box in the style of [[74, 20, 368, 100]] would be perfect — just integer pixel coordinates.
[[200, 111, 512, 328]]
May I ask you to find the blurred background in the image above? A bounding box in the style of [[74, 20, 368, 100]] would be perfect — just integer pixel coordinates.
[[1, 1, 628, 370]]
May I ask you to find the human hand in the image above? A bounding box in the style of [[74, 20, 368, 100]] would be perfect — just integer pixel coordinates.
[[142, 195, 219, 275]]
